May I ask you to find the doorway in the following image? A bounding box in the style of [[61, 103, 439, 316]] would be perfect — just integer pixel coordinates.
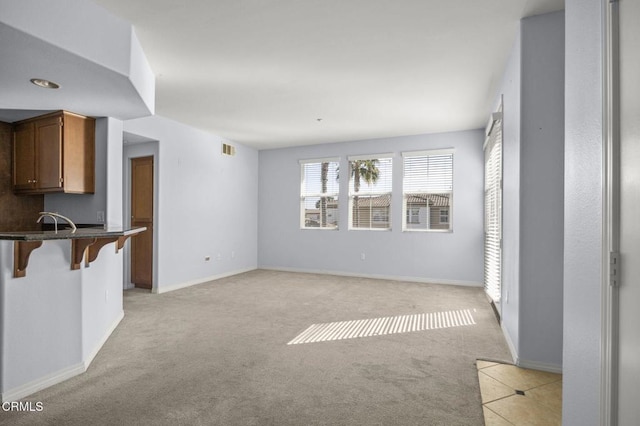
[[484, 107, 503, 316], [130, 156, 154, 289]]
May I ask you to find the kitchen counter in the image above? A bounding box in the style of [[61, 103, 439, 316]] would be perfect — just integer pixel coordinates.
[[0, 226, 146, 241], [4, 226, 146, 277]]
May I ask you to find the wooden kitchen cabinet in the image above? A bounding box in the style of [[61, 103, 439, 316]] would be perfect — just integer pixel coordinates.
[[12, 111, 95, 194]]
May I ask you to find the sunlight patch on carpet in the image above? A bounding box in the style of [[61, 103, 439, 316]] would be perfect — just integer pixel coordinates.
[[287, 309, 477, 345]]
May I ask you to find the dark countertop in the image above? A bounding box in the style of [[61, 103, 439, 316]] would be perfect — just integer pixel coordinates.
[[0, 226, 146, 241]]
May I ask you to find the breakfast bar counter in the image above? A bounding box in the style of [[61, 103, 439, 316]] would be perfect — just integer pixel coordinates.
[[0, 227, 146, 277], [0, 226, 146, 241]]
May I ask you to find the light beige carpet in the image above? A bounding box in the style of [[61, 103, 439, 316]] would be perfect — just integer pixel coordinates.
[[1, 270, 511, 425]]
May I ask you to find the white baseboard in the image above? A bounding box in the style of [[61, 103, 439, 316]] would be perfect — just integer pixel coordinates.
[[517, 359, 563, 374], [499, 322, 562, 373], [154, 267, 257, 294], [1, 362, 85, 403], [2, 311, 125, 402], [501, 322, 518, 365], [83, 311, 124, 369], [259, 266, 483, 287]]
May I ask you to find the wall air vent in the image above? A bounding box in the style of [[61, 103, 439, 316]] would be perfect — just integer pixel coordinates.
[[222, 143, 235, 156]]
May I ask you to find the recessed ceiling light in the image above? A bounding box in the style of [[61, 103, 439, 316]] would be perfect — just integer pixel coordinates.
[[30, 78, 60, 89]]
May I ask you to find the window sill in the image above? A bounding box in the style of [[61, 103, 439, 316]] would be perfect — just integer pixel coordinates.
[[300, 227, 339, 231], [402, 228, 453, 233]]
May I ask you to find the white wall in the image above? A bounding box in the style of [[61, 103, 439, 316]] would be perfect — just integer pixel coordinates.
[[123, 116, 259, 293], [563, 0, 604, 423], [0, 0, 131, 75], [0, 0, 154, 115], [0, 241, 82, 396], [81, 117, 124, 361], [105, 119, 124, 227], [80, 249, 124, 363], [0, 239, 125, 401], [258, 130, 484, 285]]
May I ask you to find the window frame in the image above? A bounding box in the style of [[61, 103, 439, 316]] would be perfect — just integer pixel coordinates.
[[406, 207, 420, 224], [299, 157, 340, 230], [347, 153, 394, 231], [439, 208, 449, 224], [402, 149, 454, 233]]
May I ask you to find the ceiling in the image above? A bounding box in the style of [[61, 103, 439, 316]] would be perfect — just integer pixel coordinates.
[[18, 0, 566, 150]]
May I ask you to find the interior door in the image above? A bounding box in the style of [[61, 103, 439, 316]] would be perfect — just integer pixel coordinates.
[[131, 156, 154, 289], [617, 0, 640, 423]]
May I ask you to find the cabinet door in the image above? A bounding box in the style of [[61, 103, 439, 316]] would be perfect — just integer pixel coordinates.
[[13, 122, 36, 191], [35, 116, 63, 190]]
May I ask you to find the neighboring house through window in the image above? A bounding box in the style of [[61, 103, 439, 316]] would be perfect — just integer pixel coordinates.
[[300, 158, 339, 229], [402, 149, 454, 231], [440, 208, 449, 224], [348, 154, 393, 230], [407, 207, 420, 224]]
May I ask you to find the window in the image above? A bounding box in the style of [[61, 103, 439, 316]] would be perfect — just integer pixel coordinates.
[[348, 155, 393, 230], [300, 158, 339, 229], [484, 109, 503, 305], [406, 207, 420, 224], [439, 208, 449, 224], [402, 149, 454, 231]]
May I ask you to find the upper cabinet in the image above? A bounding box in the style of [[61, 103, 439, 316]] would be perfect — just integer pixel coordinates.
[[13, 111, 95, 194]]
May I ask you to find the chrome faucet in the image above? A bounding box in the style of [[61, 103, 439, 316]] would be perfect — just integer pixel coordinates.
[[37, 212, 77, 233]]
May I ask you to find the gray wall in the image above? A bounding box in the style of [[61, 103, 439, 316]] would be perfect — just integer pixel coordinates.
[[258, 130, 484, 285], [495, 11, 564, 372], [563, 0, 604, 423], [519, 11, 565, 370], [123, 115, 259, 293], [499, 25, 522, 361]]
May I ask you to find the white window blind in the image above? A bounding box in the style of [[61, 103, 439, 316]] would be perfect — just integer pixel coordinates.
[[348, 155, 393, 230], [300, 159, 339, 229], [484, 112, 503, 306], [402, 150, 453, 231]]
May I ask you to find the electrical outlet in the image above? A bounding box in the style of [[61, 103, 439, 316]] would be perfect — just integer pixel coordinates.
[[105, 290, 109, 302], [231, 251, 235, 259], [97, 211, 105, 223], [216, 253, 222, 261], [361, 253, 366, 261]]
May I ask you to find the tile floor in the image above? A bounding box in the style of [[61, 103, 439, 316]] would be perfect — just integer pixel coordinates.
[[477, 360, 562, 425]]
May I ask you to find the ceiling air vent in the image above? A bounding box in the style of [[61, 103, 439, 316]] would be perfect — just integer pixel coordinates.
[[222, 143, 235, 156]]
